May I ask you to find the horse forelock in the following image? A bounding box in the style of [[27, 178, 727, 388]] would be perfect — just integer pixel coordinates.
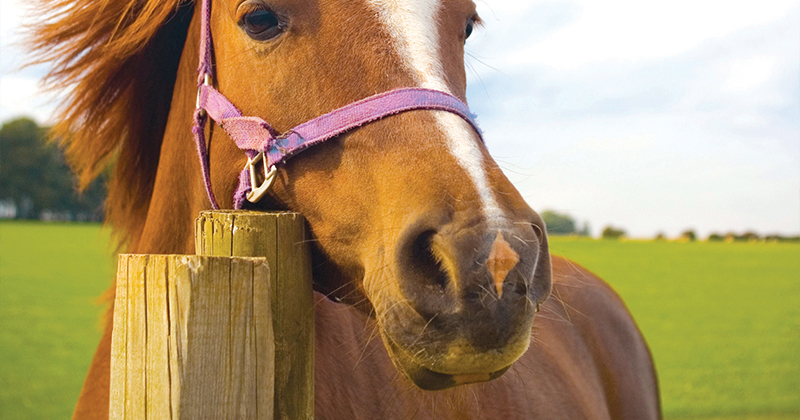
[[27, 0, 191, 248]]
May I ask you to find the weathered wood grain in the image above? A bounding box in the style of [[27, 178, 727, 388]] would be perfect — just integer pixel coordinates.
[[109, 255, 128, 419], [145, 256, 169, 419], [111, 211, 311, 420], [126, 255, 147, 420], [196, 211, 313, 420], [111, 254, 274, 419]]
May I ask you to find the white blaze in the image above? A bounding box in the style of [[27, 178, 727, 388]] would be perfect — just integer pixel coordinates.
[[369, 0, 504, 221]]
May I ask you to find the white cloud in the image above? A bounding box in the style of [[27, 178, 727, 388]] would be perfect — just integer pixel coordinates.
[[1, 0, 56, 124], [721, 55, 779, 92], [0, 0, 27, 48], [0, 76, 56, 124], [467, 1, 800, 236], [473, 0, 799, 72]]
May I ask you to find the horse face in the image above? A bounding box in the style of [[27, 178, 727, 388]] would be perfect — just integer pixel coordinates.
[[207, 0, 551, 390]]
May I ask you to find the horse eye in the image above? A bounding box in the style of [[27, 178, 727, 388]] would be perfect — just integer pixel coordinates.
[[465, 19, 475, 41], [240, 9, 284, 41]]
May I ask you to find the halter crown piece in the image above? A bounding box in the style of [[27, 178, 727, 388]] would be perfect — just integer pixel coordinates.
[[192, 0, 484, 210]]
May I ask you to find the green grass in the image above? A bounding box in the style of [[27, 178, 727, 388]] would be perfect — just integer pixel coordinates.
[[0, 223, 798, 419], [0, 221, 114, 420], [549, 237, 800, 419]]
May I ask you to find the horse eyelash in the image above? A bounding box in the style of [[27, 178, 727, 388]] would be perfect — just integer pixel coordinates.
[[471, 14, 484, 28]]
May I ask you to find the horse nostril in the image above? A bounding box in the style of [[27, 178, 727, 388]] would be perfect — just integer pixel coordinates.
[[410, 230, 449, 290], [531, 221, 545, 240]]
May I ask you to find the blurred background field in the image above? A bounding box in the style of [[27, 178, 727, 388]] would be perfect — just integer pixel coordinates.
[[0, 222, 113, 419], [550, 238, 800, 420], [1, 222, 798, 419]]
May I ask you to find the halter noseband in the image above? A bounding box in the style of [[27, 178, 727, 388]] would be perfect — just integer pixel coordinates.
[[192, 0, 484, 210]]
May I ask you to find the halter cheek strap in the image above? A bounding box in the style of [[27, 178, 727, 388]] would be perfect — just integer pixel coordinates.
[[192, 0, 483, 210]]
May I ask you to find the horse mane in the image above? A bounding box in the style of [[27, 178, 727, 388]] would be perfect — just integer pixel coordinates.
[[27, 0, 194, 247]]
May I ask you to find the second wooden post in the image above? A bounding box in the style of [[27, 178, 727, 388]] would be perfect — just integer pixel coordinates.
[[195, 211, 314, 420]]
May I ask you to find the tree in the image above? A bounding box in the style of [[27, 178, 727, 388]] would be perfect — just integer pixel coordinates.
[[540, 210, 577, 236], [707, 233, 724, 242], [740, 231, 760, 242], [0, 117, 105, 220], [601, 226, 626, 239], [1, 118, 46, 217], [578, 221, 591, 237], [680, 229, 697, 242]]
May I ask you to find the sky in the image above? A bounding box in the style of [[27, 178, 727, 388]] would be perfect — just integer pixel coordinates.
[[1, 0, 799, 238]]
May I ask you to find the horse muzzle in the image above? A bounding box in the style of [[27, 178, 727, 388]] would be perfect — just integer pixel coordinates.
[[370, 212, 552, 390]]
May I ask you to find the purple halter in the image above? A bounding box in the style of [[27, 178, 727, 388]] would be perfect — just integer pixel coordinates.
[[192, 0, 483, 209]]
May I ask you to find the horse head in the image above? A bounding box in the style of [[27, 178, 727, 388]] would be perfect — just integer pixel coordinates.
[[31, 0, 551, 392], [197, 0, 552, 390]]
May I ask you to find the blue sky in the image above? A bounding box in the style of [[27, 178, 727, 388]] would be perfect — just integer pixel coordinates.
[[2, 0, 798, 237]]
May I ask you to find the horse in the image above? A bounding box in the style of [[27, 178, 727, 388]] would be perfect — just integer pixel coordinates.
[[29, 0, 661, 418]]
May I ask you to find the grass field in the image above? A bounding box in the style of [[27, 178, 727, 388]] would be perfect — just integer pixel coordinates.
[[550, 238, 800, 420], [0, 222, 114, 420], [1, 222, 798, 419]]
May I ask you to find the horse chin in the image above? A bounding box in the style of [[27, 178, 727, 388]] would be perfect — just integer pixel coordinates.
[[380, 327, 528, 391]]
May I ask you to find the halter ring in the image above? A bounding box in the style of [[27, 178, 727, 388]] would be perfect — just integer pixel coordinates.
[[245, 151, 277, 203]]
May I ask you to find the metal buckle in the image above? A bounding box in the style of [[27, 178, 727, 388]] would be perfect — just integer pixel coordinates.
[[195, 74, 211, 114], [245, 151, 277, 203]]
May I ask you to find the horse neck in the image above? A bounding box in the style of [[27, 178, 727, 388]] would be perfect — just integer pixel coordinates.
[[130, 16, 205, 255]]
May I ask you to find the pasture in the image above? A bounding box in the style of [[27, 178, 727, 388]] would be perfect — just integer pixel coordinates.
[[0, 222, 114, 419], [1, 222, 797, 419], [550, 238, 799, 420]]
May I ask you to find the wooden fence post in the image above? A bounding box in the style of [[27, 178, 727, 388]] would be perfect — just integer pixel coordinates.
[[109, 211, 313, 420], [195, 211, 314, 420]]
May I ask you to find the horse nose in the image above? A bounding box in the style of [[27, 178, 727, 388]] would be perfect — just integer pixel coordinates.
[[395, 214, 549, 323], [487, 231, 521, 299]]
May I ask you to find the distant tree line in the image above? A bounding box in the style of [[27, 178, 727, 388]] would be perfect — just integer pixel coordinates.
[[540, 210, 591, 236], [0, 117, 105, 222], [541, 210, 798, 242], [660, 229, 798, 243], [705, 231, 799, 243], [541, 210, 629, 239]]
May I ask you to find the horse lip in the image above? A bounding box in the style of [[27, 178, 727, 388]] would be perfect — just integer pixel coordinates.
[[381, 329, 513, 390], [411, 364, 511, 391]]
